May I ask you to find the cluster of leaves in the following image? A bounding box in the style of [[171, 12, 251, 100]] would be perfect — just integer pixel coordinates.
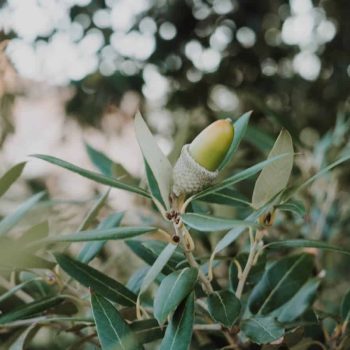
[[0, 112, 350, 349]]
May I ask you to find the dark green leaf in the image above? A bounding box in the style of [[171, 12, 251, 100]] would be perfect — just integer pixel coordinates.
[[230, 253, 266, 292], [0, 296, 64, 325], [277, 278, 320, 323], [0, 162, 26, 198], [181, 213, 256, 232], [130, 319, 164, 344], [207, 290, 241, 327], [85, 143, 114, 176], [240, 316, 284, 344], [91, 292, 143, 350], [55, 253, 137, 306], [154, 267, 198, 325], [126, 240, 182, 275], [0, 192, 45, 237], [78, 212, 124, 263], [160, 292, 194, 350], [249, 254, 314, 315], [218, 111, 251, 170], [145, 159, 166, 209], [341, 290, 350, 321], [32, 154, 150, 198], [265, 239, 350, 256], [77, 190, 110, 232]]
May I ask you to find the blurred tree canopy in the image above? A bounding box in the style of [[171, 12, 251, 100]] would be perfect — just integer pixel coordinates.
[[1, 0, 350, 135]]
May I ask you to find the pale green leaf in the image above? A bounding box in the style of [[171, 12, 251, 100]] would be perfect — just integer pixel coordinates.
[[0, 162, 26, 198], [78, 212, 124, 263], [0, 192, 45, 237], [182, 213, 256, 232], [134, 112, 173, 209], [139, 243, 177, 294], [252, 129, 294, 209], [9, 324, 36, 350]]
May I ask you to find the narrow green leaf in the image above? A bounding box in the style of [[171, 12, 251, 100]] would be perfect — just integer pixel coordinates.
[[33, 226, 155, 246], [240, 316, 284, 344], [252, 129, 294, 209], [198, 188, 250, 207], [182, 213, 256, 232], [127, 267, 150, 294], [0, 192, 45, 237], [55, 253, 137, 306], [78, 212, 124, 263], [19, 221, 49, 244], [194, 153, 290, 200], [134, 112, 173, 209], [85, 143, 138, 185], [9, 324, 36, 350], [154, 267, 198, 325], [277, 278, 320, 323], [341, 290, 350, 321], [276, 199, 305, 218], [145, 159, 166, 209], [207, 290, 241, 327], [249, 254, 314, 315], [218, 111, 251, 170], [32, 154, 150, 198], [130, 319, 164, 344], [283, 153, 350, 201], [160, 292, 194, 350], [0, 278, 41, 304], [213, 194, 283, 256], [0, 296, 64, 325], [77, 190, 110, 232], [139, 243, 177, 294], [91, 293, 143, 350], [0, 162, 26, 198], [265, 239, 350, 256], [126, 240, 182, 275], [85, 143, 114, 176]]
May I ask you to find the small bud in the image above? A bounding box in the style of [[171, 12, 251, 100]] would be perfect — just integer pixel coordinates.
[[172, 119, 234, 196], [189, 119, 234, 171]]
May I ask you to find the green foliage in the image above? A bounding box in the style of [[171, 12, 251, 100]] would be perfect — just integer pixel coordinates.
[[2, 112, 350, 349]]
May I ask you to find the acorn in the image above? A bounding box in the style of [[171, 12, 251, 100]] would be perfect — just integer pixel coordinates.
[[172, 119, 234, 196]]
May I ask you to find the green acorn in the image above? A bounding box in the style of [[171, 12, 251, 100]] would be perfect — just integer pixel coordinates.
[[173, 119, 234, 196]]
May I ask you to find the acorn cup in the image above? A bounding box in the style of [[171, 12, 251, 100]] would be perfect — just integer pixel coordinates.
[[172, 119, 234, 196]]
